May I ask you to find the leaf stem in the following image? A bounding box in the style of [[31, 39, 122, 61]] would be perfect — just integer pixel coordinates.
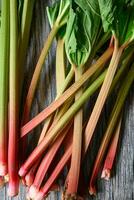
[[21, 23, 59, 125]]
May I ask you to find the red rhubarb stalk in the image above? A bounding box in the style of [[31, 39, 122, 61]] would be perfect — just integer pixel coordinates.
[[35, 138, 73, 200], [89, 66, 134, 195], [19, 70, 107, 177], [0, 0, 9, 176], [66, 66, 83, 198], [21, 47, 113, 137], [28, 122, 72, 199], [8, 0, 19, 196], [101, 116, 122, 180]]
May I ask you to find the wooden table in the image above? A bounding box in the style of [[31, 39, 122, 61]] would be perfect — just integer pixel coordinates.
[[1, 0, 134, 199]]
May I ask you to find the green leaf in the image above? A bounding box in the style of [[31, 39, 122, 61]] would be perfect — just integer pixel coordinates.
[[65, 0, 101, 67], [47, 0, 70, 38], [47, 0, 70, 27], [98, 0, 134, 45], [47, 1, 60, 28]]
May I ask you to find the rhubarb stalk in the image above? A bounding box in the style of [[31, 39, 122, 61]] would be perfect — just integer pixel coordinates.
[[66, 66, 83, 198], [19, 70, 107, 177], [101, 116, 122, 180], [21, 47, 113, 137], [89, 66, 134, 195], [21, 0, 70, 124], [24, 37, 70, 186], [35, 135, 73, 200], [0, 0, 9, 176], [8, 0, 19, 196], [84, 38, 123, 154], [28, 122, 72, 199]]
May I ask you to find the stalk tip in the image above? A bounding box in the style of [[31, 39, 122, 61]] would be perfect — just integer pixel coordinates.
[[101, 169, 111, 180], [29, 185, 39, 199], [4, 174, 9, 183], [35, 191, 44, 200], [0, 164, 7, 176], [89, 185, 97, 196], [26, 191, 32, 200], [18, 167, 26, 177], [25, 174, 34, 187], [8, 181, 19, 197], [0, 176, 4, 188], [21, 177, 26, 185]]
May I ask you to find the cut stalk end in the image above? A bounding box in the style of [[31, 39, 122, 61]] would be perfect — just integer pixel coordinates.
[[21, 177, 26, 185], [26, 191, 32, 200], [0, 164, 7, 176], [19, 167, 26, 177], [4, 174, 9, 183], [89, 185, 97, 196], [63, 193, 78, 200], [8, 180, 19, 197], [29, 185, 39, 199], [101, 169, 111, 180], [35, 191, 45, 200], [25, 173, 34, 187], [0, 176, 4, 188]]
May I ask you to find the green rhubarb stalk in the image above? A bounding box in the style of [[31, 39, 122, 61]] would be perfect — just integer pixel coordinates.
[[21, 0, 70, 125], [19, 0, 35, 94], [39, 66, 74, 142], [39, 37, 71, 142], [0, 0, 9, 176], [19, 70, 107, 177], [21, 47, 113, 137], [56, 37, 66, 94], [84, 38, 123, 154], [8, 0, 19, 196], [89, 66, 134, 195], [20, 0, 36, 164]]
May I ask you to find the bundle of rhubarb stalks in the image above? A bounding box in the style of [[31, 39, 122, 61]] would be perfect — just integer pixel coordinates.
[[0, 0, 134, 199]]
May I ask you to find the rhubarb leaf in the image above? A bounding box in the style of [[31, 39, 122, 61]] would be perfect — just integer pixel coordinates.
[[47, 0, 70, 27], [47, 1, 66, 38], [65, 0, 101, 67], [47, 1, 60, 28], [98, 0, 134, 45]]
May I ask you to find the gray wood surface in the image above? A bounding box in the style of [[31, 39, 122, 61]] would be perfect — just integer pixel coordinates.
[[0, 0, 134, 199]]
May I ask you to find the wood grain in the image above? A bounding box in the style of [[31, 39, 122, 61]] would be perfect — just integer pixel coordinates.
[[0, 0, 133, 199]]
